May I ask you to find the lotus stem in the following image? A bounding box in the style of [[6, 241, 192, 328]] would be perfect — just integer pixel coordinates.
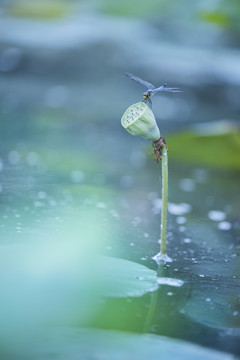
[[160, 144, 168, 255], [152, 141, 172, 264]]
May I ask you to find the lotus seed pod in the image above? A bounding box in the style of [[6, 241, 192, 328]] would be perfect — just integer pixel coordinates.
[[121, 102, 160, 141]]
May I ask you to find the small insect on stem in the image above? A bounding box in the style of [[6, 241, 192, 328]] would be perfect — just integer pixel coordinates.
[[152, 137, 168, 163]]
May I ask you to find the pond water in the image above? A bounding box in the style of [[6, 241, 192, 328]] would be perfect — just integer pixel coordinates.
[[0, 121, 240, 359], [1, 2, 240, 359]]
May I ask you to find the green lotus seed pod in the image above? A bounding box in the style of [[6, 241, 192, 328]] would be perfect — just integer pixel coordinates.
[[121, 102, 160, 141]]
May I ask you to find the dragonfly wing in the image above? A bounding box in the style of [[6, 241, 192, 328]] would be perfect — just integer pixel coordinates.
[[152, 84, 182, 93], [125, 72, 155, 90]]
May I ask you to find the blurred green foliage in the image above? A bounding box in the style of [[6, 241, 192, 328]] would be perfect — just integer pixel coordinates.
[[99, 0, 240, 40], [7, 0, 70, 19], [198, 11, 230, 27], [167, 129, 240, 170], [100, 0, 167, 17]]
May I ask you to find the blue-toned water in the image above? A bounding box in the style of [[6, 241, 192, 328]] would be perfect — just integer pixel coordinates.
[[1, 2, 240, 358]]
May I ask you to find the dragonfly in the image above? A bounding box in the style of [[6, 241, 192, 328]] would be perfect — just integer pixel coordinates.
[[125, 72, 182, 107]]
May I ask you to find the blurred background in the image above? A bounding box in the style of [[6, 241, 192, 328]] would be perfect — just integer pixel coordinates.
[[0, 0, 240, 358]]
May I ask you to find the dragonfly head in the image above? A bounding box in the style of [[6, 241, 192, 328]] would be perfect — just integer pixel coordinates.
[[143, 90, 152, 99]]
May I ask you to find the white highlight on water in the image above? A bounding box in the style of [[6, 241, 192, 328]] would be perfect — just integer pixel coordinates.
[[208, 210, 226, 222], [38, 191, 47, 199], [96, 202, 107, 209], [183, 238, 192, 244], [168, 202, 192, 216], [152, 199, 191, 216], [157, 277, 184, 287], [178, 226, 186, 232], [153, 252, 173, 264], [218, 221, 232, 231], [176, 216, 187, 224]]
